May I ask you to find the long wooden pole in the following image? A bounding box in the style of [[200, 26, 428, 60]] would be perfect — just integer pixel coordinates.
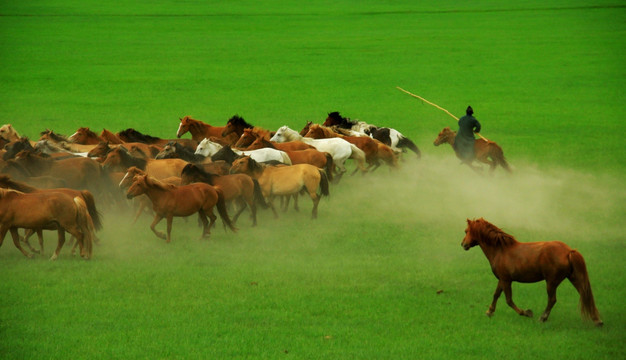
[[396, 86, 488, 142]]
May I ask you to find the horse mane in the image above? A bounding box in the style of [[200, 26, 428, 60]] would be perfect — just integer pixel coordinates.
[[328, 111, 358, 128], [116, 147, 148, 169], [227, 115, 253, 128], [118, 128, 162, 144], [211, 145, 239, 163], [181, 163, 219, 185], [40, 130, 68, 142], [470, 218, 518, 247], [145, 175, 176, 190], [0, 175, 38, 193], [256, 138, 276, 149]]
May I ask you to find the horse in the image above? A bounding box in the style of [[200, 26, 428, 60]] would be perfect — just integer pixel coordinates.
[[101, 146, 188, 179], [100, 129, 125, 144], [0, 175, 102, 255], [304, 123, 397, 171], [221, 115, 256, 139], [117, 128, 198, 150], [156, 141, 207, 163], [177, 116, 239, 145], [234, 128, 272, 148], [3, 137, 36, 160], [324, 111, 421, 158], [0, 188, 95, 260], [125, 174, 236, 242], [68, 127, 107, 145], [0, 124, 36, 147], [38, 130, 98, 154], [247, 137, 335, 181], [462, 218, 603, 326], [433, 127, 511, 173], [180, 164, 268, 226], [118, 166, 182, 224], [270, 125, 367, 180], [34, 140, 89, 158], [195, 138, 292, 165], [230, 156, 329, 219]]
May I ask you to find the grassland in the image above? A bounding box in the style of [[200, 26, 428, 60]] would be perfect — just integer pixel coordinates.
[[0, 1, 624, 359]]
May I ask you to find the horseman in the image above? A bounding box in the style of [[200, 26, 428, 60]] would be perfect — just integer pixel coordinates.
[[453, 106, 481, 162]]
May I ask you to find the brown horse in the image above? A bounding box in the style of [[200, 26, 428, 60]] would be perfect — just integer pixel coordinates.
[[304, 123, 397, 171], [100, 129, 124, 144], [180, 163, 268, 226], [0, 175, 102, 255], [221, 115, 257, 140], [119, 167, 181, 224], [101, 146, 188, 179], [126, 174, 236, 242], [68, 127, 106, 145], [434, 127, 511, 173], [177, 116, 239, 145], [0, 188, 95, 259], [230, 156, 329, 219], [462, 218, 602, 326], [117, 128, 198, 150], [234, 128, 273, 148], [38, 130, 98, 153]]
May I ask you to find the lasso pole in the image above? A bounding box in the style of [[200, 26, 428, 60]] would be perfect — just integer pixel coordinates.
[[396, 86, 488, 142]]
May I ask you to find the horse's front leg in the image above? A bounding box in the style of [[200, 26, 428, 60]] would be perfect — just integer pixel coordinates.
[[20, 229, 40, 254], [49, 229, 66, 261], [8, 227, 32, 258], [149, 214, 166, 240], [486, 283, 503, 317], [502, 280, 533, 317], [165, 216, 174, 243]]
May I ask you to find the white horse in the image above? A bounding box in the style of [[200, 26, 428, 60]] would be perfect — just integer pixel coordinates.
[[194, 138, 292, 165], [269, 126, 367, 177]]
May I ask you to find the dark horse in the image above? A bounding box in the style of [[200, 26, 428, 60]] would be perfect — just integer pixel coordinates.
[[324, 111, 421, 158], [462, 218, 602, 326]]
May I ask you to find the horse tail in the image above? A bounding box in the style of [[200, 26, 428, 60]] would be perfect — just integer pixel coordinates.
[[568, 250, 602, 325], [397, 135, 421, 158], [281, 151, 292, 165], [80, 190, 102, 231], [74, 196, 94, 259], [490, 143, 512, 173], [318, 169, 330, 197], [214, 186, 238, 233], [348, 144, 368, 173], [252, 179, 269, 209], [323, 152, 334, 182]]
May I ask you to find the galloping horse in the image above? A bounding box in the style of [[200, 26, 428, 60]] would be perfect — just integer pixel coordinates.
[[68, 127, 124, 145], [180, 164, 267, 226], [270, 125, 367, 180], [234, 128, 273, 148], [230, 156, 329, 219], [38, 130, 98, 153], [324, 111, 421, 158], [221, 115, 258, 140], [434, 127, 511, 173], [177, 116, 239, 145], [156, 141, 207, 163], [0, 188, 95, 259], [304, 123, 397, 171], [101, 146, 188, 179], [117, 128, 198, 150], [194, 138, 292, 165], [462, 218, 602, 326], [126, 174, 236, 242]]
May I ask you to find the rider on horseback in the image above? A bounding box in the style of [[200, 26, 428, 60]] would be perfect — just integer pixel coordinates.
[[454, 106, 481, 162]]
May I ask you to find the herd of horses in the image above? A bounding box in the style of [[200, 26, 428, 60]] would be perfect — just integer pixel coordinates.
[[0, 113, 602, 326]]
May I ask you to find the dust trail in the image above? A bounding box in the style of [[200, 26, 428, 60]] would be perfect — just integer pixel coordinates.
[[335, 155, 625, 241]]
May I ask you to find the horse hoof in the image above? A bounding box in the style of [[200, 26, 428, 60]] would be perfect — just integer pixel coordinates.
[[49, 255, 58, 261], [595, 321, 604, 327], [524, 309, 533, 318], [485, 311, 494, 318]]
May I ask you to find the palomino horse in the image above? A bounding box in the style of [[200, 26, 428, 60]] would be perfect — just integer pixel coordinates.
[[230, 156, 329, 219], [462, 218, 602, 326], [304, 123, 397, 171], [194, 138, 292, 165], [176, 116, 239, 145], [270, 125, 367, 180], [125, 174, 236, 242], [434, 127, 511, 173], [0, 188, 95, 259], [68, 127, 123, 145], [101, 146, 188, 179], [324, 111, 421, 158], [118, 166, 181, 224], [247, 137, 335, 181], [180, 164, 268, 226], [0, 175, 102, 255]]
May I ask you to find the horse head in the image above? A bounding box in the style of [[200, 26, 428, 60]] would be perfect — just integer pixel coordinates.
[[300, 121, 313, 136], [125, 174, 148, 198], [222, 115, 252, 137], [462, 218, 481, 250], [155, 142, 176, 159], [434, 127, 455, 146], [195, 138, 222, 157], [119, 166, 146, 189], [68, 127, 97, 144], [177, 116, 195, 138], [230, 156, 258, 175], [87, 141, 112, 158], [270, 126, 298, 143], [324, 111, 343, 127], [3, 138, 34, 160], [0, 124, 19, 142]]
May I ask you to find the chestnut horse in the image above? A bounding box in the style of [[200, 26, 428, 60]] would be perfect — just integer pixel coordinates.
[[221, 115, 257, 140], [177, 116, 239, 145], [434, 127, 511, 173], [68, 127, 124, 145], [38, 130, 97, 153], [101, 146, 188, 179], [0, 188, 95, 260], [180, 163, 268, 226], [119, 167, 181, 224], [126, 174, 236, 242], [230, 156, 329, 219], [462, 218, 602, 326]]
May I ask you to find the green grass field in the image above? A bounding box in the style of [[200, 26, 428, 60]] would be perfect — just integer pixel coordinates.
[[1, 1, 624, 359]]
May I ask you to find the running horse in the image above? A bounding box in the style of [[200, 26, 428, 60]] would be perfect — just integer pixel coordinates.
[[433, 127, 511, 173], [176, 116, 239, 145], [68, 127, 124, 145], [0, 188, 95, 260], [230, 156, 329, 219], [125, 174, 237, 242], [462, 218, 602, 326]]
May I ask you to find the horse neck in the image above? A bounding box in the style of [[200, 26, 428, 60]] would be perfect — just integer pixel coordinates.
[[3, 178, 38, 193]]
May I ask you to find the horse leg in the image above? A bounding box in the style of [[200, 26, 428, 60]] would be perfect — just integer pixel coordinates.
[[50, 229, 66, 261], [486, 283, 503, 317], [8, 227, 32, 258], [502, 280, 533, 317], [232, 198, 247, 224], [292, 194, 299, 212], [197, 210, 210, 238], [21, 229, 40, 254], [165, 216, 174, 243], [310, 194, 320, 219], [149, 214, 166, 240], [540, 279, 564, 322], [268, 197, 279, 218]]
